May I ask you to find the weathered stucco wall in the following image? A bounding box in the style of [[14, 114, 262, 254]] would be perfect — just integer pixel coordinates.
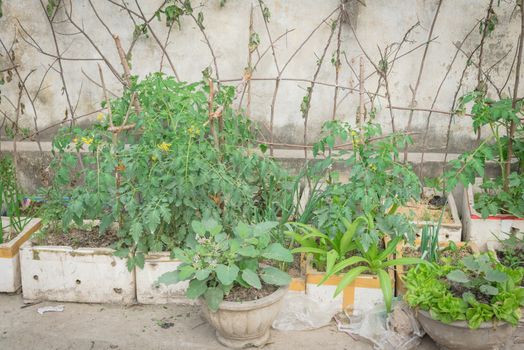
[[0, 0, 522, 191]]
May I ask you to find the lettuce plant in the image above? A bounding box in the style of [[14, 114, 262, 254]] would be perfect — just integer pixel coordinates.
[[405, 253, 524, 329]]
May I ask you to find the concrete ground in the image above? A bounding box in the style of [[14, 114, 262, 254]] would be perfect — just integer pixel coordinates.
[[0, 294, 520, 350]]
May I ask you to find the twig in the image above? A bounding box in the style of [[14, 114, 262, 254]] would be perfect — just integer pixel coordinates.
[[506, 3, 524, 190], [403, 0, 442, 163]]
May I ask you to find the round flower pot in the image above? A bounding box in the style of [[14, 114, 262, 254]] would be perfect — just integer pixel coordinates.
[[417, 310, 516, 350], [201, 286, 288, 349]]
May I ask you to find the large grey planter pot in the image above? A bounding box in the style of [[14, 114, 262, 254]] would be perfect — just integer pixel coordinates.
[[417, 310, 516, 350], [201, 286, 288, 349]]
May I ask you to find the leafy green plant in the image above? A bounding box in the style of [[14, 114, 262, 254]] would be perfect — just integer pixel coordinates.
[[443, 92, 524, 218], [300, 121, 421, 239], [0, 155, 31, 243], [288, 214, 424, 312], [493, 231, 524, 269], [405, 253, 524, 329], [419, 223, 439, 263], [158, 218, 292, 311], [42, 73, 294, 270]]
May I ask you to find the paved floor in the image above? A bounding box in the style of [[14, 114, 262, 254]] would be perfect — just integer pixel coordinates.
[[0, 294, 518, 350]]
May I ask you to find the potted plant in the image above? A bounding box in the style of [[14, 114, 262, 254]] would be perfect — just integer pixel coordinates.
[[395, 223, 479, 296], [0, 155, 41, 293], [28, 74, 295, 303], [404, 253, 524, 349], [159, 218, 292, 349], [446, 92, 524, 249], [289, 214, 424, 313]]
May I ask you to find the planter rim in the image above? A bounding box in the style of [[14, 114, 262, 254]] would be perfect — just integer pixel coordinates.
[[0, 217, 42, 258], [467, 183, 523, 221], [204, 285, 288, 312], [418, 309, 513, 330]]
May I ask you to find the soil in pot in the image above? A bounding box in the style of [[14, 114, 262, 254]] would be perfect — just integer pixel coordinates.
[[397, 194, 453, 224], [33, 224, 118, 248], [401, 244, 475, 272], [224, 284, 278, 302]]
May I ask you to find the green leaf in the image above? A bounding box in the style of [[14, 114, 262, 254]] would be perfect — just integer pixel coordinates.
[[260, 266, 291, 286], [262, 243, 293, 262], [204, 287, 224, 311], [195, 268, 211, 281], [320, 256, 368, 284], [130, 221, 143, 243], [134, 253, 145, 269], [340, 216, 367, 256], [242, 269, 262, 289], [479, 284, 499, 295], [158, 270, 180, 285], [192, 221, 206, 235], [291, 247, 327, 255], [326, 249, 338, 275], [216, 264, 239, 286], [485, 269, 508, 283], [378, 269, 393, 312], [237, 245, 259, 257], [334, 266, 368, 296], [147, 209, 161, 233], [186, 279, 207, 299], [447, 270, 470, 283], [178, 265, 196, 280]]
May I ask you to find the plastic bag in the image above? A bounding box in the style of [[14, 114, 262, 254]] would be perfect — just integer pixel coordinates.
[[272, 293, 340, 331], [338, 300, 424, 350]]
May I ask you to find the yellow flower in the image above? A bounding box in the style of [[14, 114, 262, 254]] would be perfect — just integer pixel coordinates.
[[73, 138, 78, 143], [81, 137, 94, 145], [350, 130, 358, 137], [370, 164, 377, 172], [96, 113, 105, 121], [157, 142, 171, 152], [151, 155, 158, 161], [188, 126, 201, 138]]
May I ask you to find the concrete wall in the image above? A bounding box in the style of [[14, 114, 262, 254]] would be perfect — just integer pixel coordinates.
[[0, 0, 522, 190]]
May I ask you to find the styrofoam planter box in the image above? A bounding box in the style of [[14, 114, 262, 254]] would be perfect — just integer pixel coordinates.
[[462, 183, 524, 250], [0, 218, 42, 292], [410, 192, 462, 242], [136, 252, 192, 304], [20, 240, 135, 304], [305, 269, 391, 314]]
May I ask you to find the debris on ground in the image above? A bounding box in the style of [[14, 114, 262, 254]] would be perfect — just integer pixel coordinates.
[[37, 305, 65, 315]]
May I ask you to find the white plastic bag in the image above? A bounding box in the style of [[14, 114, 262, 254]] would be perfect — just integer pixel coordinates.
[[272, 293, 340, 331], [339, 300, 424, 350]]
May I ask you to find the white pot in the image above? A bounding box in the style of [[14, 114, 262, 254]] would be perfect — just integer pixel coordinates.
[[201, 286, 288, 349], [0, 217, 41, 293], [462, 182, 524, 250]]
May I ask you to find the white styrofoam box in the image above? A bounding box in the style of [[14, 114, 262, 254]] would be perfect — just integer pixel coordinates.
[[410, 191, 463, 242], [305, 272, 388, 314], [136, 252, 193, 304], [462, 183, 524, 251], [20, 241, 135, 303], [0, 218, 42, 293]]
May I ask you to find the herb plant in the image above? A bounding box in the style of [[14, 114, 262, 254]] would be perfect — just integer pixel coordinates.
[[0, 155, 31, 243], [443, 92, 524, 218], [493, 231, 524, 269], [405, 253, 524, 329], [300, 121, 421, 239], [158, 218, 292, 311], [288, 215, 424, 312]]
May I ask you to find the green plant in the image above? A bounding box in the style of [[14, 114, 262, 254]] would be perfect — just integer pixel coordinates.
[[405, 253, 524, 329], [288, 214, 424, 312], [443, 92, 524, 218], [43, 73, 294, 270], [300, 121, 421, 240], [493, 231, 524, 269], [0, 155, 31, 243], [419, 223, 439, 263], [158, 218, 292, 311]]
